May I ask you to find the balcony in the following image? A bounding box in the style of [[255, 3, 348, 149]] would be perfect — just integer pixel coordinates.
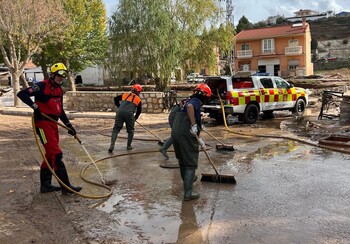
[[261, 48, 276, 55], [237, 50, 253, 58], [285, 46, 302, 55]]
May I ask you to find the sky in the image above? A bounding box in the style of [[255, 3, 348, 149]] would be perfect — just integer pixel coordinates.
[[102, 0, 350, 25]]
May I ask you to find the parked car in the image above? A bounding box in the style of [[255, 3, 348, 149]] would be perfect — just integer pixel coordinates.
[[186, 73, 205, 83]]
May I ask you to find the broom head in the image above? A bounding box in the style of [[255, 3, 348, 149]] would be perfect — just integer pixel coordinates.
[[201, 173, 236, 184], [215, 144, 235, 151]]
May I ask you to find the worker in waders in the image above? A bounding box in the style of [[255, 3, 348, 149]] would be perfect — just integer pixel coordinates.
[[159, 98, 189, 159], [17, 63, 82, 195], [171, 83, 212, 201], [108, 84, 142, 152]]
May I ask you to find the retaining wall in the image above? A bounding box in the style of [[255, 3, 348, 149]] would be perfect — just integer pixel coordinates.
[[65, 91, 165, 113]]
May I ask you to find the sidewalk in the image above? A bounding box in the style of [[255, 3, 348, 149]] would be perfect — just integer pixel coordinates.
[[0, 106, 116, 119], [0, 106, 169, 126]]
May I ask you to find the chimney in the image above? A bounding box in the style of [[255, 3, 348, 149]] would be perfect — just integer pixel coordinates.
[[302, 16, 306, 27]]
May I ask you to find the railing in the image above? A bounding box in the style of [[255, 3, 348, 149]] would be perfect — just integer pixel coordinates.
[[237, 50, 253, 58], [285, 46, 302, 55], [261, 48, 275, 55]]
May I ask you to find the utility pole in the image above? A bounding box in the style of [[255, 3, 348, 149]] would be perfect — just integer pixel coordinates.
[[225, 0, 235, 75]]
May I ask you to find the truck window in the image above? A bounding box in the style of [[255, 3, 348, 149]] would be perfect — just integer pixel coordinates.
[[233, 81, 253, 88], [260, 78, 274, 88], [206, 79, 226, 96], [275, 78, 289, 89]]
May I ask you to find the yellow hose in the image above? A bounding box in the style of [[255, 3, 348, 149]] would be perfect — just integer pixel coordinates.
[[217, 91, 350, 155], [32, 114, 113, 199]]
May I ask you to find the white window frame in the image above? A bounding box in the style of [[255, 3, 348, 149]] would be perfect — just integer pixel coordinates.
[[289, 39, 299, 47], [241, 43, 250, 50], [262, 39, 275, 54], [288, 59, 300, 70]]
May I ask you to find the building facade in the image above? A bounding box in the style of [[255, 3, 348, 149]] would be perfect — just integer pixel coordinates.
[[234, 19, 314, 77]]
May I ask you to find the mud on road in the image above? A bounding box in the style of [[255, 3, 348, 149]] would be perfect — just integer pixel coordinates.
[[1, 109, 350, 243]]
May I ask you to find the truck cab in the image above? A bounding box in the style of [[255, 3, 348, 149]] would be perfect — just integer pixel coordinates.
[[202, 73, 308, 124]]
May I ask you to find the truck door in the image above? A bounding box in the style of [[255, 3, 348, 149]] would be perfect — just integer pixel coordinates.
[[259, 77, 277, 111], [273, 77, 294, 109]]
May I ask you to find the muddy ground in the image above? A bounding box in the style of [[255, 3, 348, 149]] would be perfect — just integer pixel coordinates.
[[1, 108, 350, 243], [1, 69, 350, 243]]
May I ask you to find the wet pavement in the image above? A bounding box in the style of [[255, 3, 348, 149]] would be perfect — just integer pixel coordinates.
[[56, 117, 350, 243], [2, 89, 350, 243]]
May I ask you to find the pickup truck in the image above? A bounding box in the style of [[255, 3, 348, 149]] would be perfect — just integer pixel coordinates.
[[202, 73, 308, 124]]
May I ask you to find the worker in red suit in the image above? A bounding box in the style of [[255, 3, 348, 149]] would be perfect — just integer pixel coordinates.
[[17, 62, 82, 195]]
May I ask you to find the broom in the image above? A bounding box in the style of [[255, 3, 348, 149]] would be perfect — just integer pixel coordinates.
[[195, 135, 236, 184], [136, 120, 164, 145], [202, 129, 234, 151]]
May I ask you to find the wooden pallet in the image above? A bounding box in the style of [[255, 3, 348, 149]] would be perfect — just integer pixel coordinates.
[[319, 134, 350, 148]]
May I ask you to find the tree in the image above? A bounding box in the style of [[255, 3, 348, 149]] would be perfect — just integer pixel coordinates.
[[0, 0, 68, 106], [108, 0, 228, 89], [34, 0, 108, 91], [276, 17, 288, 25], [190, 24, 235, 76], [253, 21, 267, 29], [236, 16, 253, 33]]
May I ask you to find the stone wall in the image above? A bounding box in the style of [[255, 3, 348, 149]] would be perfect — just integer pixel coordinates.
[[65, 91, 165, 113]]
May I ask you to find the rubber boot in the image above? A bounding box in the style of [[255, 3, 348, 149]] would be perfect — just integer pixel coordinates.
[[159, 137, 171, 159], [180, 165, 197, 182], [55, 164, 82, 195], [40, 168, 60, 193], [127, 132, 134, 150], [183, 168, 200, 201], [108, 131, 118, 153], [159, 148, 169, 159]]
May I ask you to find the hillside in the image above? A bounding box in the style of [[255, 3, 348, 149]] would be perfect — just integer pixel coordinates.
[[309, 16, 350, 41]]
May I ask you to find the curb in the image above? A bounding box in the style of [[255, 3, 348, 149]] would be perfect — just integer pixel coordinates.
[[0, 107, 115, 119]]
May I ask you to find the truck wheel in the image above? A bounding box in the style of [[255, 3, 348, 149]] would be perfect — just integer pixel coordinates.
[[243, 104, 259, 124], [293, 99, 306, 116]]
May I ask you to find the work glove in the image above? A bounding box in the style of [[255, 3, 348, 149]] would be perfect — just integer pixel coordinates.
[[198, 137, 206, 150], [31, 104, 42, 120], [190, 124, 198, 135], [65, 123, 76, 136]]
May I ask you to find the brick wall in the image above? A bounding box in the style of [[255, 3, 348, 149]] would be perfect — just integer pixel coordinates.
[[65, 91, 165, 113]]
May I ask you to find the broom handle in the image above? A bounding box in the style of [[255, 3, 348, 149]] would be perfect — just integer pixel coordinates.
[[136, 121, 164, 143], [203, 129, 225, 145], [40, 113, 82, 144], [195, 134, 219, 176]]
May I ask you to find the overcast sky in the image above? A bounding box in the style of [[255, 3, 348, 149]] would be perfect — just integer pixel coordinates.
[[103, 0, 350, 25]]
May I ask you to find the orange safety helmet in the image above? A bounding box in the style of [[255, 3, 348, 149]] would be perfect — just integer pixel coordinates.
[[132, 84, 142, 93], [194, 83, 212, 97]]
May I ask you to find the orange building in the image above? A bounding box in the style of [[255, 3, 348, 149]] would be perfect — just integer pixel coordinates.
[[234, 19, 313, 77]]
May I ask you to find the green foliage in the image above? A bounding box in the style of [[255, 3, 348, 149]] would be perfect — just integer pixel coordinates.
[[108, 0, 231, 89], [236, 16, 253, 33], [276, 17, 288, 25], [253, 21, 267, 29], [37, 0, 108, 74]]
